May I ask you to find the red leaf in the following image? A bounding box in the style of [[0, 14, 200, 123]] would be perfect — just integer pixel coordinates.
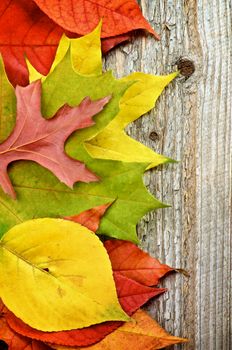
[[113, 273, 165, 315], [0, 306, 50, 350], [0, 1, 159, 85], [0, 80, 110, 199], [101, 34, 131, 53], [0, 0, 63, 86], [64, 203, 112, 232], [105, 239, 173, 286], [32, 0, 159, 39], [5, 275, 165, 347]]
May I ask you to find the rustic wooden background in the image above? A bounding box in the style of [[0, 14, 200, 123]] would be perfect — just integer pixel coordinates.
[[104, 1, 231, 349]]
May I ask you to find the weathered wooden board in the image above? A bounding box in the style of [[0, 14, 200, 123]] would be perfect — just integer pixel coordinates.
[[104, 1, 231, 349]]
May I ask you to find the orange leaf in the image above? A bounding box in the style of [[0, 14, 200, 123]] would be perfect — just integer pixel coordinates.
[[52, 309, 187, 350], [64, 203, 112, 232], [0, 0, 63, 86], [0, 0, 158, 86], [33, 0, 159, 39], [105, 239, 173, 286], [0, 305, 50, 350]]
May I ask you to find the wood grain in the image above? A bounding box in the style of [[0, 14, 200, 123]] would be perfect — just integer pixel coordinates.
[[104, 1, 231, 349]]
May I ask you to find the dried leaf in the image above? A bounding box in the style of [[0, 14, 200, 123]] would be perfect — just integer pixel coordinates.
[[0, 57, 16, 144], [0, 0, 62, 86], [0, 219, 128, 331], [0, 80, 111, 198], [5, 274, 164, 346], [0, 307, 50, 350], [85, 72, 178, 167], [101, 34, 131, 53], [28, 22, 103, 82], [0, 1, 158, 86], [64, 203, 112, 232], [52, 310, 187, 350], [105, 239, 173, 286], [45, 30, 177, 168], [33, 0, 159, 39]]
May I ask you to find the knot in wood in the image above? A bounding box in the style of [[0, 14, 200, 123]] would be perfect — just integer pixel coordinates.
[[149, 131, 159, 142], [177, 58, 195, 78]]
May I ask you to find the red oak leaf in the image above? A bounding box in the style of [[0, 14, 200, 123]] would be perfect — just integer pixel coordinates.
[[0, 305, 50, 350], [0, 80, 110, 199], [0, 0, 63, 86], [64, 203, 112, 232], [4, 273, 165, 347], [32, 0, 159, 39], [105, 239, 173, 286]]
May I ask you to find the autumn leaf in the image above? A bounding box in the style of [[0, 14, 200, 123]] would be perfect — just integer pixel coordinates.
[[101, 34, 131, 53], [32, 0, 159, 40], [64, 203, 112, 232], [0, 0, 63, 86], [0, 156, 163, 242], [2, 207, 166, 346], [0, 27, 171, 242], [40, 49, 130, 139], [27, 22, 103, 82], [0, 0, 157, 86], [0, 43, 164, 242], [66, 207, 174, 286], [4, 273, 164, 346], [85, 72, 178, 167], [0, 219, 129, 331], [0, 305, 50, 350], [105, 239, 173, 286], [0, 80, 112, 199], [41, 29, 177, 168], [0, 56, 16, 144], [51, 310, 187, 350]]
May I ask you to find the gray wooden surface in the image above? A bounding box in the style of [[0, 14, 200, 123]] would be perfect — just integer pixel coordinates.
[[104, 1, 231, 349]]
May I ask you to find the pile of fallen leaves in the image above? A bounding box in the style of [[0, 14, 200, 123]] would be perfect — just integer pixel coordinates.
[[0, 2, 187, 349]]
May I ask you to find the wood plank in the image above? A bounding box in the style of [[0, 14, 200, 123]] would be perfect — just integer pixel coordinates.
[[104, 1, 231, 349]]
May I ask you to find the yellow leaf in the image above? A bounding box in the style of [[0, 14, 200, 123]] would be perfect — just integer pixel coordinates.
[[28, 21, 102, 82], [27, 24, 177, 169], [0, 219, 129, 332], [52, 309, 187, 350], [85, 72, 178, 168]]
